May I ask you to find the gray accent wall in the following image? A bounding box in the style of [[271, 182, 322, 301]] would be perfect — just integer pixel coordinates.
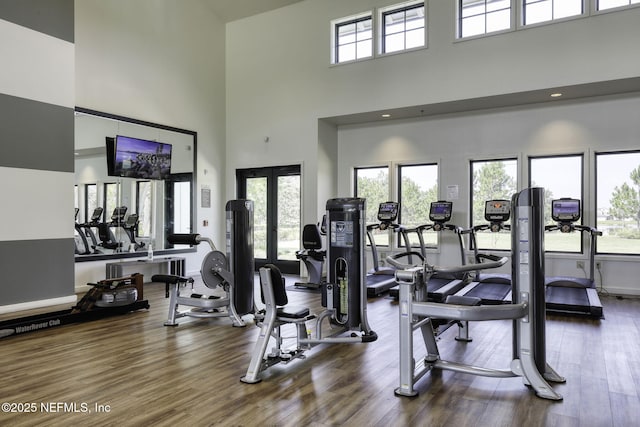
[[0, 93, 74, 172], [0, 0, 74, 43], [0, 240, 76, 304], [0, 2, 75, 306]]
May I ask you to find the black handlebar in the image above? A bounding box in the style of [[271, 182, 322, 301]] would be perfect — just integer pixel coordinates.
[[167, 233, 202, 245]]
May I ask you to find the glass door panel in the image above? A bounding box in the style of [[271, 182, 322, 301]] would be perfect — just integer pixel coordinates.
[[246, 177, 268, 260], [277, 175, 301, 261], [237, 165, 301, 273]]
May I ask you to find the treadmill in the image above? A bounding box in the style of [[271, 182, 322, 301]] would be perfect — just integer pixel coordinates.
[[390, 201, 468, 302], [544, 198, 604, 318], [455, 199, 513, 304], [366, 202, 422, 297]]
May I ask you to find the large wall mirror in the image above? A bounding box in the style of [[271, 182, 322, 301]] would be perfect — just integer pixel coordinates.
[[74, 107, 196, 262]]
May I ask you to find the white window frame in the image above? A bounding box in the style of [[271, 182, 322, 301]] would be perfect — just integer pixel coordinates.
[[378, 1, 426, 56], [470, 157, 518, 251], [528, 153, 585, 254], [594, 0, 640, 13], [456, 0, 515, 40], [397, 162, 439, 249], [330, 11, 374, 65], [595, 150, 640, 256], [519, 0, 587, 28], [354, 165, 392, 246]]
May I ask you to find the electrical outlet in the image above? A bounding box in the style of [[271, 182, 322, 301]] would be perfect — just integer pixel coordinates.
[[596, 261, 602, 270], [576, 261, 585, 269]]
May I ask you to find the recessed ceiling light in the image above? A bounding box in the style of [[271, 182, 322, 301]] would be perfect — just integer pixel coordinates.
[[381, 114, 391, 118], [550, 93, 563, 98]]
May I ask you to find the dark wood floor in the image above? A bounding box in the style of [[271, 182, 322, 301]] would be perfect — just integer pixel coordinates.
[[0, 277, 638, 427]]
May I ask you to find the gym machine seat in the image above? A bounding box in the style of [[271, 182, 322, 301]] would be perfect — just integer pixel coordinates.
[[241, 264, 315, 384], [153, 233, 245, 328], [294, 224, 326, 289]]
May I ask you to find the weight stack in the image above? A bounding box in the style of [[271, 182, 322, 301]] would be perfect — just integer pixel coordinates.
[[226, 199, 255, 315]]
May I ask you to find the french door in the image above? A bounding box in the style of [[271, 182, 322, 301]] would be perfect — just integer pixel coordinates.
[[236, 165, 301, 274]]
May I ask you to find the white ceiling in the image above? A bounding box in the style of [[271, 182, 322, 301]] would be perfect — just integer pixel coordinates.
[[204, 0, 304, 23]]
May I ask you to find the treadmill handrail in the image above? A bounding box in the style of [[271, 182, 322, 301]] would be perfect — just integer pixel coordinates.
[[545, 223, 601, 236]]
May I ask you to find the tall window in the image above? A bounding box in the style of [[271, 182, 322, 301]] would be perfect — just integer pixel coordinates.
[[523, 0, 583, 25], [458, 0, 511, 38], [529, 154, 583, 252], [333, 13, 373, 64], [85, 184, 97, 221], [470, 158, 517, 250], [74, 185, 79, 220], [595, 151, 640, 255], [398, 163, 438, 247], [597, 0, 640, 11], [104, 182, 119, 222], [355, 166, 390, 246], [137, 181, 152, 237], [381, 2, 425, 54]]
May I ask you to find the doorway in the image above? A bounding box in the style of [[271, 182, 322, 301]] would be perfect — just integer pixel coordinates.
[[236, 165, 301, 274]]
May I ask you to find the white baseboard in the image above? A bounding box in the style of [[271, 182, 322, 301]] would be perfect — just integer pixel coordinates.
[[0, 295, 77, 315], [601, 286, 640, 298]]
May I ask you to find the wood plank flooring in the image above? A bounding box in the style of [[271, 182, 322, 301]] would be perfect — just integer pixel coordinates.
[[0, 277, 638, 427]]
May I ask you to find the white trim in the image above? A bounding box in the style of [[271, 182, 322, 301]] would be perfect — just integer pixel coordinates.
[[330, 10, 374, 65], [377, 0, 426, 56], [592, 0, 640, 14]]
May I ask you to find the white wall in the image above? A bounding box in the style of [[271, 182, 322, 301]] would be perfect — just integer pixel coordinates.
[[226, 1, 640, 294], [337, 94, 640, 295], [226, 0, 640, 217], [75, 0, 227, 285]]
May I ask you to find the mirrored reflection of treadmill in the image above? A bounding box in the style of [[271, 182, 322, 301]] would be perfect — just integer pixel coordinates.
[[545, 198, 604, 319], [366, 202, 423, 297], [390, 201, 468, 302], [455, 200, 513, 304]]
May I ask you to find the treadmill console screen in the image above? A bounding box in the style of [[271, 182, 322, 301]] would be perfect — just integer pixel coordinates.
[[484, 200, 510, 223], [90, 207, 104, 221], [125, 214, 138, 227], [552, 199, 581, 223], [429, 201, 452, 222], [111, 206, 128, 222], [377, 202, 399, 222]]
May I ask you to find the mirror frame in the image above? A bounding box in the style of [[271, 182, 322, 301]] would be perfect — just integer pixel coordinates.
[[74, 106, 197, 262]]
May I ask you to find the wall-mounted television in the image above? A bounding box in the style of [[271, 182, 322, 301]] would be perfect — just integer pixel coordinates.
[[106, 135, 172, 180]]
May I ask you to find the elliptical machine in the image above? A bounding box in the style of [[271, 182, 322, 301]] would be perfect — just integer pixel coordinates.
[[97, 207, 128, 252], [122, 213, 145, 251], [76, 207, 103, 254]]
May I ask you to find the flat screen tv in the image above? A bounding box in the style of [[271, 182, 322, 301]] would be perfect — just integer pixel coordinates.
[[106, 135, 172, 180]]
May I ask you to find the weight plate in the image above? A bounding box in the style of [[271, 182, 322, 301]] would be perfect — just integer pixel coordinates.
[[201, 250, 228, 289]]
